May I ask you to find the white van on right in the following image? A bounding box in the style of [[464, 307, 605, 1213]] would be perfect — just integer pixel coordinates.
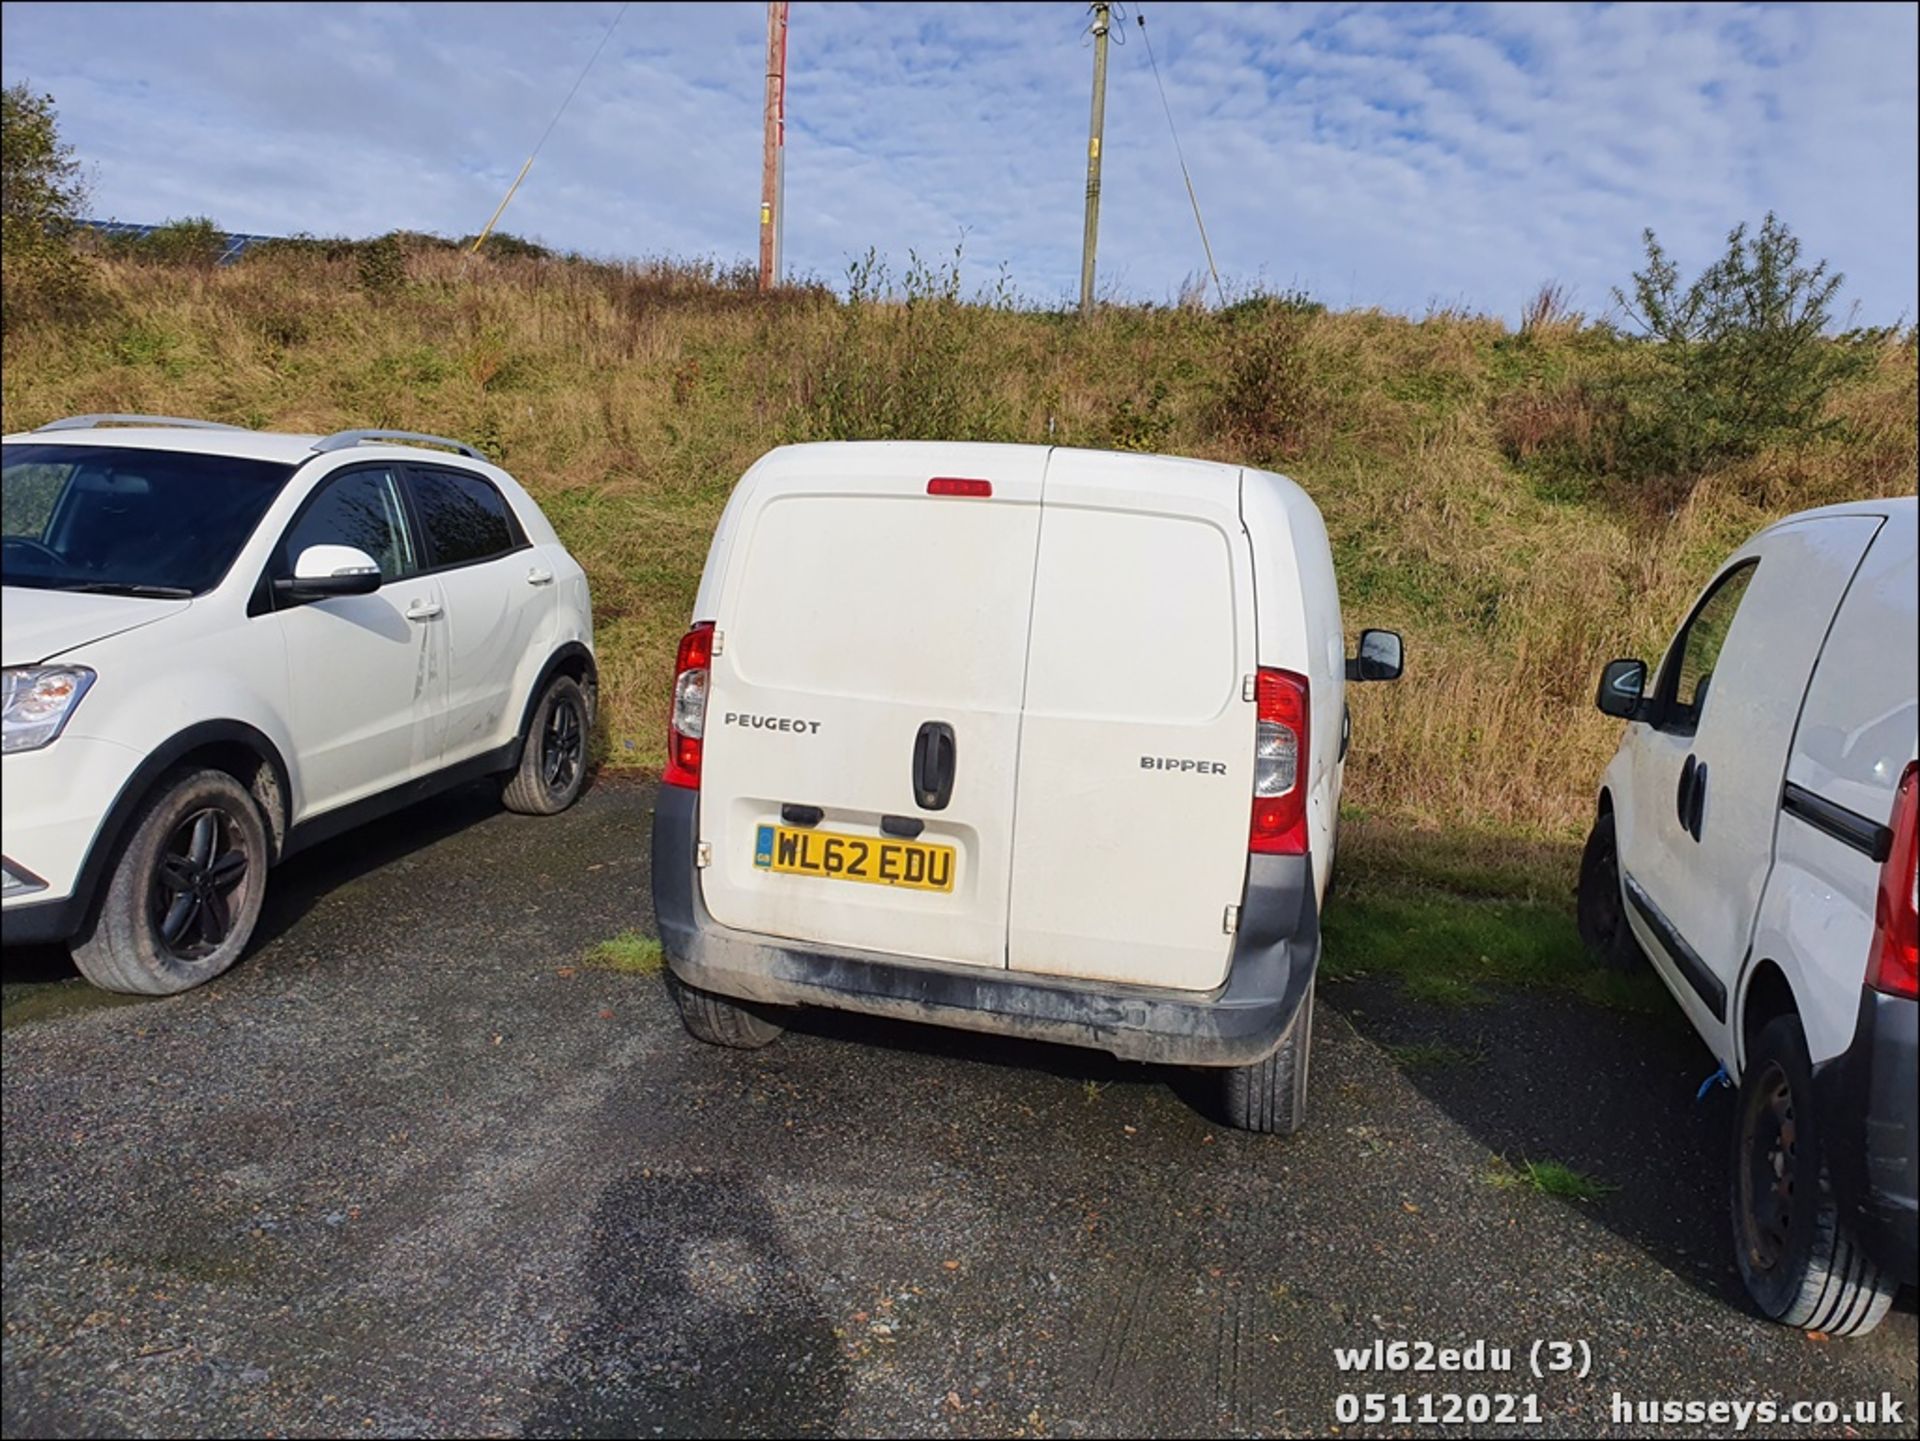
[[1578, 496, 1916, 1336]]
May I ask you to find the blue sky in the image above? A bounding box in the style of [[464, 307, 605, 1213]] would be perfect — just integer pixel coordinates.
[[3, 1, 1915, 323]]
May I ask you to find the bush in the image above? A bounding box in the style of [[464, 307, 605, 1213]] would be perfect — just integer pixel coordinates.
[[1606, 214, 1870, 487], [1, 83, 86, 260], [1215, 301, 1321, 459], [0, 85, 107, 329], [120, 216, 225, 267], [356, 233, 407, 294], [800, 244, 1010, 442]]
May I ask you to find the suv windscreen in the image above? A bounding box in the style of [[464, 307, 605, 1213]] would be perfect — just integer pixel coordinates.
[[1, 443, 293, 597]]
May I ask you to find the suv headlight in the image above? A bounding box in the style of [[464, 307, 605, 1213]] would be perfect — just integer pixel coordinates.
[[2, 666, 96, 753]]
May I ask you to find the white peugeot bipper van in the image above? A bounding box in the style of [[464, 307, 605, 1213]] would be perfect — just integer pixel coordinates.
[[651, 442, 1402, 1132], [1578, 497, 1916, 1336]]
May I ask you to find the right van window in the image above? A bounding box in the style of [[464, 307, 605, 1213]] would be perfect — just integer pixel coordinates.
[[1659, 559, 1758, 732]]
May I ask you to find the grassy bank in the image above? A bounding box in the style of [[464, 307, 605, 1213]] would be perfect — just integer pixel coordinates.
[[3, 247, 1912, 841]]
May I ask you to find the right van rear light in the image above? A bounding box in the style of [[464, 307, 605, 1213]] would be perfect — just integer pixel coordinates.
[[1250, 668, 1310, 855], [662, 621, 715, 790], [1867, 761, 1919, 1000]]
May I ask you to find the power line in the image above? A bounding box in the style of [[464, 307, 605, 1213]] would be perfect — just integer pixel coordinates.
[[470, 3, 631, 254], [1134, 5, 1224, 306]]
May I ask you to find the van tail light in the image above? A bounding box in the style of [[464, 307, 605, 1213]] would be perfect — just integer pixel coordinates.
[[662, 621, 715, 790], [1868, 762, 1919, 999], [1250, 668, 1310, 855]]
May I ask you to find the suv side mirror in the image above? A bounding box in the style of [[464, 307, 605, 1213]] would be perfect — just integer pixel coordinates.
[[1596, 658, 1649, 720], [1346, 628, 1404, 683], [275, 544, 382, 600]]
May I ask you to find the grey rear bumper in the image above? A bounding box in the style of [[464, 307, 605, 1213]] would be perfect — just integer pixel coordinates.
[[649, 784, 1318, 1068], [1817, 987, 1919, 1285]]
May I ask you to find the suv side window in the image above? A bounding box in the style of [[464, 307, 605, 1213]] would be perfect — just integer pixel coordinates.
[[282, 467, 417, 582], [1657, 559, 1758, 733], [408, 467, 525, 570]]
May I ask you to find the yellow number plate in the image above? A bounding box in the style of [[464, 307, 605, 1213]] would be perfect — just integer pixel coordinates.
[[753, 824, 954, 892]]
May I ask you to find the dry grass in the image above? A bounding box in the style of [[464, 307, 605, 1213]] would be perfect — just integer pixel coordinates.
[[4, 251, 1912, 839]]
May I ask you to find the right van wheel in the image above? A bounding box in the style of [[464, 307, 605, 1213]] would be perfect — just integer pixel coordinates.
[[1576, 811, 1644, 971], [666, 968, 785, 1050], [1731, 1014, 1896, 1337], [1221, 981, 1313, 1135]]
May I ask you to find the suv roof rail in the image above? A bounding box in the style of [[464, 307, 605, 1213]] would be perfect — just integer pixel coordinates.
[[311, 429, 487, 462], [35, 414, 250, 434]]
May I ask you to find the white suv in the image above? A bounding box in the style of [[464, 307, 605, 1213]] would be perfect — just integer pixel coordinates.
[[1578, 497, 1916, 1336], [1, 416, 596, 993]]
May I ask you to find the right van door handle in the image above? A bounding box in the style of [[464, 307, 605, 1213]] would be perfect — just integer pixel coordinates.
[[912, 721, 956, 811], [405, 600, 443, 622]]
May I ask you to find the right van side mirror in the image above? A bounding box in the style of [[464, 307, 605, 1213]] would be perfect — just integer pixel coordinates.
[[1346, 629, 1404, 683], [1596, 658, 1649, 720]]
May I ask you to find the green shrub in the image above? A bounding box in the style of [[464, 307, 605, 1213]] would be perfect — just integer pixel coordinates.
[[1606, 214, 1871, 488], [356, 233, 406, 294], [121, 216, 225, 268], [800, 243, 1010, 442], [1, 84, 106, 328], [1216, 301, 1321, 459], [1, 83, 86, 261]]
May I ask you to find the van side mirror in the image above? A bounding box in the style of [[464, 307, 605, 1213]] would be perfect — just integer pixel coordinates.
[[1346, 629, 1404, 683], [275, 544, 382, 600], [1596, 658, 1649, 720]]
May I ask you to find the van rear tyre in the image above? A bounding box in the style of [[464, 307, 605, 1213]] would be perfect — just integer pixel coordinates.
[[1221, 982, 1313, 1134], [666, 968, 785, 1050], [1731, 1014, 1896, 1337]]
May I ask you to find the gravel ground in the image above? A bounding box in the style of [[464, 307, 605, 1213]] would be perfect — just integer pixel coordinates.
[[2, 776, 1914, 1438]]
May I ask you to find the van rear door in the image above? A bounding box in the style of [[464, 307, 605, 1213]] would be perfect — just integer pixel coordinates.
[[696, 444, 1047, 969], [1006, 451, 1258, 991]]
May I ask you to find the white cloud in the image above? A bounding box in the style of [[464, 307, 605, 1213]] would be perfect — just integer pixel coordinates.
[[1, 0, 1912, 322]]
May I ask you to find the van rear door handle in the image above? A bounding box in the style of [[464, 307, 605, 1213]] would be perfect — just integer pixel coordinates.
[[912, 721, 956, 811], [526, 567, 554, 585], [405, 600, 443, 621]]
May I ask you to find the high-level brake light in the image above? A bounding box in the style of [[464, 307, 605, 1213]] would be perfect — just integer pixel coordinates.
[[927, 477, 993, 498]]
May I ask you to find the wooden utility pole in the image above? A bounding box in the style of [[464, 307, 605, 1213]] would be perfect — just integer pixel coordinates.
[[759, 1, 790, 292], [1078, 1, 1111, 317]]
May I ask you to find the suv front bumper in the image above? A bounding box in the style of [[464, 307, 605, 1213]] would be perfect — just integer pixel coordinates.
[[1, 736, 143, 946], [650, 784, 1318, 1068], [1818, 987, 1919, 1285]]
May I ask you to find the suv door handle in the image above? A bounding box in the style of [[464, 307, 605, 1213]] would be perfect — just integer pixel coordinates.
[[526, 567, 554, 585], [912, 721, 956, 811], [405, 600, 443, 621]]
